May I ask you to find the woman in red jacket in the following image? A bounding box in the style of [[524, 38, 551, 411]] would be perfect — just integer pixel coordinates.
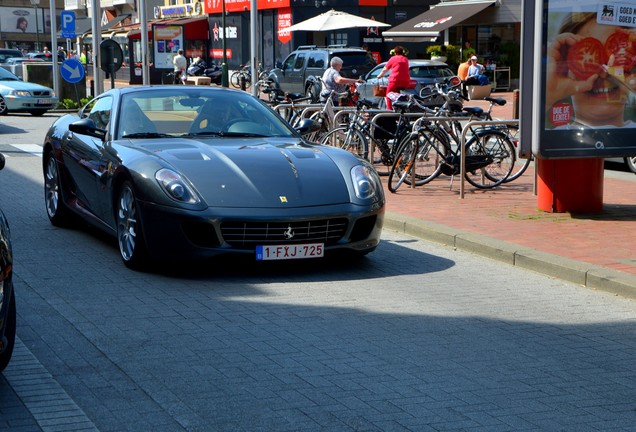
[[376, 46, 411, 109]]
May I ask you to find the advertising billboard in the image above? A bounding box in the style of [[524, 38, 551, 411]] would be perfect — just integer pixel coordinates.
[[153, 24, 184, 70], [531, 0, 636, 158]]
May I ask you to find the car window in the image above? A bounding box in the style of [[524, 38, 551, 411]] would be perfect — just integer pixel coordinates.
[[293, 53, 306, 70], [109, 89, 296, 138], [366, 65, 386, 80], [410, 66, 455, 79], [283, 54, 296, 71], [87, 96, 112, 131], [307, 52, 326, 69], [336, 52, 375, 68]]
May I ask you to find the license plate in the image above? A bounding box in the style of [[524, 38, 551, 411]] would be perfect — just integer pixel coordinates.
[[37, 99, 53, 104], [256, 243, 324, 261]]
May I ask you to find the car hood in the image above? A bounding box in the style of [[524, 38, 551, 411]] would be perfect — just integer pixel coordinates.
[[133, 137, 352, 208], [0, 79, 52, 92]]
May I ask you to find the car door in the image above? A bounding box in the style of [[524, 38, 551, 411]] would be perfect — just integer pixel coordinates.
[[359, 64, 385, 102], [287, 52, 307, 94], [61, 96, 113, 220]]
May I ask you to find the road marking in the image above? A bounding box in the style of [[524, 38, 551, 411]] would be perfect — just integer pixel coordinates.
[[10, 144, 43, 157]]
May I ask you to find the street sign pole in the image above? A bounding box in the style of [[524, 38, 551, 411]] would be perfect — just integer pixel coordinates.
[[221, 0, 228, 88]]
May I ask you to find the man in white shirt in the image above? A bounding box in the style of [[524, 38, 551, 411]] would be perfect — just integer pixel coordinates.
[[172, 49, 187, 84]]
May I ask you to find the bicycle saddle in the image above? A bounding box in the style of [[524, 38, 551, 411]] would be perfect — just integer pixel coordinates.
[[285, 93, 305, 101], [484, 97, 507, 106], [358, 99, 378, 109], [463, 107, 484, 117]]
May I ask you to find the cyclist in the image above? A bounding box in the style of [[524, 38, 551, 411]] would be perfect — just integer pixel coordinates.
[[320, 57, 363, 105], [376, 45, 411, 110]]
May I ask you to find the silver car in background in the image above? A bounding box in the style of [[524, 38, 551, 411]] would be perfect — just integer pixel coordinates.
[[356, 59, 456, 108], [0, 67, 58, 116]]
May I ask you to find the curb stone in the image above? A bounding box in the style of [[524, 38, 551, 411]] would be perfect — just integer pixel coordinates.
[[385, 211, 636, 300]]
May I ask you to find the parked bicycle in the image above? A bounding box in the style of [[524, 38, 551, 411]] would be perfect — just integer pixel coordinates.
[[387, 80, 517, 192], [321, 89, 425, 175], [230, 62, 268, 90], [161, 70, 185, 85]]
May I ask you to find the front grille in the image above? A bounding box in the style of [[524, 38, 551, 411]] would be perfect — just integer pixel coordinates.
[[32, 90, 51, 97], [221, 219, 348, 247]]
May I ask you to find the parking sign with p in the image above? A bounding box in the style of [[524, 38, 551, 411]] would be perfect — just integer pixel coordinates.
[[61, 11, 76, 39]]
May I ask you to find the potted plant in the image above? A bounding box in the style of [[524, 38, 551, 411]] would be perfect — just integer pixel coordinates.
[[426, 45, 447, 63]]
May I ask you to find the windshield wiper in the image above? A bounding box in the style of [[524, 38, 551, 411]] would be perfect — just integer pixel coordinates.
[[222, 132, 269, 137], [121, 132, 172, 139], [182, 131, 225, 137]]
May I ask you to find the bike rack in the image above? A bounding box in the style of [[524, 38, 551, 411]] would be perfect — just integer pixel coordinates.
[[459, 119, 520, 199], [368, 112, 435, 164]]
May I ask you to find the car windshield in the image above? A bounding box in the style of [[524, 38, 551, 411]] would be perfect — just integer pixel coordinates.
[[367, 64, 454, 80], [0, 68, 20, 80], [116, 89, 297, 140]]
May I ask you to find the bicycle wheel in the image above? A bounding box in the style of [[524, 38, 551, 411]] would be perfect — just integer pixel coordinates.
[[306, 111, 331, 143], [502, 124, 532, 183], [464, 130, 515, 189], [388, 128, 445, 192], [321, 126, 368, 159], [230, 71, 241, 88]]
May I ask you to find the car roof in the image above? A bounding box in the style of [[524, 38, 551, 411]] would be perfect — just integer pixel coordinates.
[[7, 57, 44, 62], [375, 59, 451, 67]]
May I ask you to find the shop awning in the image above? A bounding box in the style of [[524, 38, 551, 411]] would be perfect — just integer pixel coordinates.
[[57, 14, 131, 38], [103, 14, 131, 31], [127, 17, 209, 40], [382, 0, 496, 42]]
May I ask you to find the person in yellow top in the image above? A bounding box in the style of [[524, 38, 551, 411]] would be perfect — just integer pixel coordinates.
[[80, 49, 87, 66]]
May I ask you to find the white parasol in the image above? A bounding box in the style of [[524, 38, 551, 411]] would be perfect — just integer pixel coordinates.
[[282, 9, 390, 32]]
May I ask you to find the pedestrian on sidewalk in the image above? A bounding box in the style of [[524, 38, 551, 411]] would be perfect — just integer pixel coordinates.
[[173, 49, 187, 85]]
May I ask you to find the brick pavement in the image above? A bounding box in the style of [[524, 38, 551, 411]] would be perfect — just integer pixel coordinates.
[[379, 90, 636, 297]]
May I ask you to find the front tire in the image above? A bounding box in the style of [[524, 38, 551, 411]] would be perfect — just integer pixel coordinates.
[[44, 152, 73, 227], [0, 97, 8, 115], [117, 182, 148, 270]]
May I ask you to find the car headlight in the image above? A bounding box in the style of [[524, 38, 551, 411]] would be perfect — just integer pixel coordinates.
[[8, 90, 31, 97], [351, 163, 382, 200], [155, 168, 200, 204]]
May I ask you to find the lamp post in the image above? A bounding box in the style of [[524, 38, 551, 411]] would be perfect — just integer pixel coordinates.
[[30, 0, 40, 51], [221, 0, 229, 87]]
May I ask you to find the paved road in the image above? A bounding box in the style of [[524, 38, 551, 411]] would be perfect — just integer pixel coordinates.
[[1, 114, 636, 431]]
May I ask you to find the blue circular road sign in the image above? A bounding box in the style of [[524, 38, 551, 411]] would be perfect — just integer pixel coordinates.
[[60, 59, 85, 84]]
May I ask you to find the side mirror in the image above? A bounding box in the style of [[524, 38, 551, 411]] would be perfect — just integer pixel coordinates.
[[295, 118, 321, 136], [0, 153, 5, 170], [275, 61, 283, 69], [69, 118, 107, 140]]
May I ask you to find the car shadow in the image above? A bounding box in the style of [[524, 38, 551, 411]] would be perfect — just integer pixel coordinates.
[[0, 123, 26, 135], [73, 222, 455, 281]]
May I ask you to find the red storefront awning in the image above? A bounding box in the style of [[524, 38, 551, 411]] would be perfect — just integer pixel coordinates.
[[128, 17, 209, 40]]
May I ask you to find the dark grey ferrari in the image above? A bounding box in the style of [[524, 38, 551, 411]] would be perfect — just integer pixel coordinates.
[[43, 86, 385, 269]]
